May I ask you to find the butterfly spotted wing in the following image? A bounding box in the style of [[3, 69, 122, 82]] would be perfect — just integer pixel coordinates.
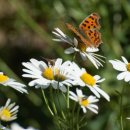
[[66, 13, 102, 48], [79, 13, 101, 31], [79, 13, 102, 47], [85, 29, 102, 47], [66, 23, 91, 47]]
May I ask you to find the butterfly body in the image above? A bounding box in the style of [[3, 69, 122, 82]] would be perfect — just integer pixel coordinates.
[[66, 13, 102, 48], [42, 57, 56, 66]]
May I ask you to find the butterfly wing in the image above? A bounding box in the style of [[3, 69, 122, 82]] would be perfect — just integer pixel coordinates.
[[79, 13, 102, 47], [79, 13, 101, 31], [85, 30, 102, 47], [66, 23, 91, 47]]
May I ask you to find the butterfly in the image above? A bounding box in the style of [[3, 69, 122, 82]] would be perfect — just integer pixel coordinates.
[[66, 13, 102, 48]]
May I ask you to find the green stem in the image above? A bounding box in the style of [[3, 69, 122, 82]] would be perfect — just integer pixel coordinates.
[[72, 102, 76, 130], [67, 86, 70, 109], [62, 92, 67, 102], [41, 88, 54, 116], [79, 114, 87, 124], [76, 106, 80, 130], [50, 88, 57, 114], [120, 85, 125, 130], [72, 51, 77, 61], [56, 89, 66, 120], [49, 88, 63, 130]]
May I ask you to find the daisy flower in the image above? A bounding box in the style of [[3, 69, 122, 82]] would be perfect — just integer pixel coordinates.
[[69, 88, 99, 113], [22, 58, 76, 92], [11, 123, 38, 130], [0, 72, 27, 93], [109, 56, 130, 82], [71, 63, 110, 101], [0, 99, 19, 122], [52, 28, 105, 69]]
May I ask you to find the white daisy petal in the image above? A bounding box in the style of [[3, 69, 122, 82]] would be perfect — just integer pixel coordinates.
[[89, 87, 100, 98], [117, 72, 127, 80], [121, 56, 128, 64], [85, 53, 99, 69], [52, 39, 63, 42], [69, 91, 78, 99], [124, 72, 130, 82], [76, 88, 83, 97], [51, 81, 58, 89], [94, 86, 110, 101], [94, 75, 101, 80], [59, 84, 67, 92], [87, 106, 98, 114], [73, 38, 78, 47], [64, 47, 75, 54], [86, 47, 99, 52], [69, 95, 78, 102], [88, 104, 98, 109], [109, 60, 127, 71], [81, 106, 87, 113], [80, 52, 87, 61]]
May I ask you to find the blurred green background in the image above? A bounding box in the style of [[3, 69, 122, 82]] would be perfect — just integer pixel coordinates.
[[0, 0, 130, 129]]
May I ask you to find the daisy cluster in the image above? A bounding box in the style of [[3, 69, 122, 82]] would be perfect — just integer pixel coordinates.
[[51, 25, 130, 125], [0, 70, 37, 129], [5, 18, 130, 130], [0, 72, 32, 128], [0, 24, 109, 129], [22, 58, 110, 114]]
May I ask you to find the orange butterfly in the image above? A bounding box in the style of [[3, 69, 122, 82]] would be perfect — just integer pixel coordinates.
[[66, 13, 102, 48]]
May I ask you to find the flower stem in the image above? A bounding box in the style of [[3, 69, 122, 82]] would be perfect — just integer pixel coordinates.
[[56, 89, 66, 120], [50, 88, 57, 115], [79, 114, 87, 124], [76, 106, 80, 130], [120, 85, 125, 130], [41, 88, 54, 116], [72, 102, 76, 130], [67, 86, 70, 109], [72, 51, 77, 61]]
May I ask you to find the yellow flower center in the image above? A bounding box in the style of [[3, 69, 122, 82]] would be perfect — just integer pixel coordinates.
[[80, 72, 96, 86], [0, 74, 9, 83], [80, 97, 89, 107], [42, 68, 66, 81], [54, 69, 66, 81], [42, 67, 54, 80], [126, 63, 130, 72], [0, 108, 11, 121], [77, 42, 87, 52]]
